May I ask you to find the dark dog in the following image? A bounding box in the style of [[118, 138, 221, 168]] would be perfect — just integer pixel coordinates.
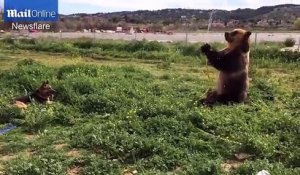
[[13, 81, 56, 109]]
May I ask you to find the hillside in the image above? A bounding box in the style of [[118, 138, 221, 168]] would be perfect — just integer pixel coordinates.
[[58, 4, 300, 31]]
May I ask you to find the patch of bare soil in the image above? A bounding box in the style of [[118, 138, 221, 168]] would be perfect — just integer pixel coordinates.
[[67, 149, 81, 158], [234, 153, 252, 161], [122, 169, 138, 175], [67, 166, 82, 175], [0, 155, 16, 162], [221, 160, 243, 172], [221, 153, 252, 172], [24, 134, 39, 141], [54, 143, 68, 150]]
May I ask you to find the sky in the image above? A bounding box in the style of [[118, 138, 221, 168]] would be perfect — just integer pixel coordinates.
[[0, 0, 299, 14]]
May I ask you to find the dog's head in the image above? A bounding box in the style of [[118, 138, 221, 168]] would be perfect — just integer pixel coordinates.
[[37, 80, 57, 100]]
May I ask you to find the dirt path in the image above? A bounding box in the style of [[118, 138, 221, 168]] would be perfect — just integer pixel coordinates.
[[27, 32, 300, 44]]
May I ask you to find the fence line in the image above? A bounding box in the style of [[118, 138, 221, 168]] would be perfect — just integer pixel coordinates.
[[2, 32, 300, 46]]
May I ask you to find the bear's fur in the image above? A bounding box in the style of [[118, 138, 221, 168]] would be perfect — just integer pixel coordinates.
[[200, 29, 251, 105]]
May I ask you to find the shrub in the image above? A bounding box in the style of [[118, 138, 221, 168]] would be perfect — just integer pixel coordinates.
[[80, 95, 117, 114], [82, 156, 121, 175], [73, 39, 95, 49], [125, 40, 145, 52], [18, 38, 36, 45], [0, 105, 24, 124], [122, 40, 167, 52], [252, 48, 300, 62], [2, 59, 54, 91], [251, 79, 276, 101], [16, 59, 42, 67], [19, 103, 75, 132], [175, 43, 201, 57], [157, 61, 172, 69], [233, 159, 300, 175], [294, 18, 300, 30], [7, 152, 68, 175], [2, 36, 15, 44], [135, 51, 169, 60], [51, 104, 77, 126], [57, 64, 100, 79], [284, 38, 296, 47], [143, 41, 167, 52], [136, 100, 178, 119], [23, 105, 55, 132]]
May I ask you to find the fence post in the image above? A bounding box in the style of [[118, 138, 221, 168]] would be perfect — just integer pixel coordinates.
[[59, 30, 62, 40], [185, 23, 189, 44], [254, 32, 257, 47], [298, 37, 300, 51], [185, 31, 188, 44]]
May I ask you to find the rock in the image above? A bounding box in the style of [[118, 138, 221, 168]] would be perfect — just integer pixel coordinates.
[[234, 153, 251, 160], [256, 170, 270, 175]]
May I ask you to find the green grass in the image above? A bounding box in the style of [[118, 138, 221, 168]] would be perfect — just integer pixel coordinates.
[[0, 39, 299, 175]]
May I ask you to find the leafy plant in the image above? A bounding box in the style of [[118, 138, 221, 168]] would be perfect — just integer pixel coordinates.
[[283, 38, 296, 47]]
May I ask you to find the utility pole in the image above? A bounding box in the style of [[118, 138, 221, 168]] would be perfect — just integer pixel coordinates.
[[181, 16, 188, 44], [255, 33, 258, 47], [207, 10, 215, 32], [185, 23, 188, 44], [298, 37, 300, 51]]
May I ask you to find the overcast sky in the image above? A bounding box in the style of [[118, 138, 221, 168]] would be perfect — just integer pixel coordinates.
[[0, 0, 299, 14]]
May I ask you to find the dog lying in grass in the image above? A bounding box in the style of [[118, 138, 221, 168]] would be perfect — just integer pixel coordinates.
[[13, 81, 56, 109]]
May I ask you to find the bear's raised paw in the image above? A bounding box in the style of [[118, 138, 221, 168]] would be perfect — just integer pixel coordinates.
[[201, 43, 211, 54]]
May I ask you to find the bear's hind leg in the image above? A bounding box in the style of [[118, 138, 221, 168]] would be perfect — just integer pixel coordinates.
[[218, 92, 247, 104], [236, 92, 248, 103], [199, 90, 236, 106], [199, 90, 219, 106]]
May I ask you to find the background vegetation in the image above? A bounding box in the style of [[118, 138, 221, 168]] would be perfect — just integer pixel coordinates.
[[2, 4, 299, 31]]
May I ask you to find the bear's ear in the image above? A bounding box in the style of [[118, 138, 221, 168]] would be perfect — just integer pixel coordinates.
[[245, 31, 252, 38]]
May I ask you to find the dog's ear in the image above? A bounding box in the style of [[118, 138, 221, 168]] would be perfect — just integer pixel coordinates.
[[41, 81, 48, 87]]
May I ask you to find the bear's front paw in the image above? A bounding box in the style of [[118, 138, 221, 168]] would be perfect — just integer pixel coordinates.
[[201, 43, 211, 54]]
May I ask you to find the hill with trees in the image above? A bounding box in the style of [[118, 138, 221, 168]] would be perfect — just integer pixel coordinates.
[[57, 4, 300, 32], [1, 4, 299, 32]]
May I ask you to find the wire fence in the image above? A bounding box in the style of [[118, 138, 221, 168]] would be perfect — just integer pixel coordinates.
[[5, 31, 300, 47]]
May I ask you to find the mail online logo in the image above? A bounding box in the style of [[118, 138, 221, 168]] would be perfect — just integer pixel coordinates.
[[4, 0, 58, 22]]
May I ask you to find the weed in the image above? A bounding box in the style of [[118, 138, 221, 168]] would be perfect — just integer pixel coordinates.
[[283, 38, 296, 47]]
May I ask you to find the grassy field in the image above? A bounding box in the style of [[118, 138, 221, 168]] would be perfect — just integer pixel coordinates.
[[0, 38, 299, 175]]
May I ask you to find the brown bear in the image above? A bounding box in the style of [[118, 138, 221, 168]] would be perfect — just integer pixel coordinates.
[[200, 29, 251, 105]]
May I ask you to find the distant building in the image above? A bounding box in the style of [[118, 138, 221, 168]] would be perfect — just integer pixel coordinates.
[[83, 29, 91, 33], [257, 20, 269, 27], [129, 27, 135, 34], [116, 27, 123, 33], [227, 20, 240, 27], [211, 21, 225, 28], [141, 28, 149, 33]]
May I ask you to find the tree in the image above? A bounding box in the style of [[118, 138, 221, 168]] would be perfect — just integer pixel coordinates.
[[149, 23, 163, 32], [294, 18, 300, 30]]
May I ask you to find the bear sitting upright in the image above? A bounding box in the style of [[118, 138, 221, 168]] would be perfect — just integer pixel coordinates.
[[200, 29, 251, 106]]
